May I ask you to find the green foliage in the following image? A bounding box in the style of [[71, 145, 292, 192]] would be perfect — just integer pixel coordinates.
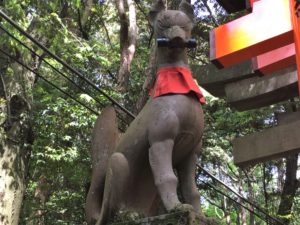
[[199, 97, 300, 224], [21, 96, 96, 224], [0, 0, 299, 224]]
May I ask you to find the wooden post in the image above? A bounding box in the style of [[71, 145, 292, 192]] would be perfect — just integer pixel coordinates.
[[290, 0, 300, 95]]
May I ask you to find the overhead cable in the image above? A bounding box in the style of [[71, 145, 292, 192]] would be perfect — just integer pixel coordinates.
[[0, 10, 284, 223], [0, 24, 105, 106], [202, 181, 268, 224], [0, 47, 99, 115], [197, 164, 284, 225], [0, 10, 136, 119], [0, 23, 130, 127]]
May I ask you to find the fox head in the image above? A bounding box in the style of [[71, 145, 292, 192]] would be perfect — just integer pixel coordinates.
[[149, 0, 195, 67]]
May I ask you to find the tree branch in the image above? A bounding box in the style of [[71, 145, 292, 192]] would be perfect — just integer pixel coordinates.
[[0, 72, 11, 125], [127, 0, 137, 70], [203, 0, 219, 27], [100, 17, 113, 50], [77, 0, 94, 39], [115, 0, 137, 92], [202, 194, 224, 212], [134, 46, 157, 113]]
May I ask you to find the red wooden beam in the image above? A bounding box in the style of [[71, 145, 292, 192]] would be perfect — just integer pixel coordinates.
[[210, 0, 293, 68], [252, 43, 296, 75], [247, 0, 261, 10], [290, 0, 300, 96]]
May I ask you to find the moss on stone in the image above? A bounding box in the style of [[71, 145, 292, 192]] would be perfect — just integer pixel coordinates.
[[108, 209, 219, 225]]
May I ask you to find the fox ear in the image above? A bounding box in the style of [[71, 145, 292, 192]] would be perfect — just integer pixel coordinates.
[[179, 0, 195, 23], [149, 0, 166, 27]]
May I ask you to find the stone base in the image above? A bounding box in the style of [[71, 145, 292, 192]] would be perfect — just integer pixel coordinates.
[[109, 210, 219, 225]]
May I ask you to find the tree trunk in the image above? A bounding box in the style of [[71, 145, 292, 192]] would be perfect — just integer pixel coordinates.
[[262, 163, 269, 211], [238, 204, 247, 225], [276, 154, 299, 224], [115, 0, 137, 92], [234, 205, 241, 225], [78, 0, 93, 39], [244, 169, 255, 225], [217, 167, 232, 225], [237, 174, 247, 225], [0, 61, 35, 225], [134, 46, 157, 113], [222, 197, 231, 225], [26, 175, 51, 225], [247, 183, 255, 225]]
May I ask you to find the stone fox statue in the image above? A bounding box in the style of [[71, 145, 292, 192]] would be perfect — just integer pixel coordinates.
[[86, 1, 206, 224]]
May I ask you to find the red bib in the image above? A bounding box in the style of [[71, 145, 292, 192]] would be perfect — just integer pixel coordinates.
[[150, 67, 205, 104]]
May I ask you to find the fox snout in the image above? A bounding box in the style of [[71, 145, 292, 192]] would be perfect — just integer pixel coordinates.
[[156, 25, 194, 48], [165, 25, 187, 43]]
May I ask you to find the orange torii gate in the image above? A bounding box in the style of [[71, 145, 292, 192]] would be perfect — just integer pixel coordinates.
[[210, 0, 300, 95], [204, 0, 300, 167]]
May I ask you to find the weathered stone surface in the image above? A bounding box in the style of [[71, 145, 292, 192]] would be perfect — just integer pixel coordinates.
[[225, 66, 298, 111], [233, 119, 300, 167], [90, 3, 209, 225], [192, 60, 256, 97], [276, 110, 300, 125], [109, 210, 219, 225]]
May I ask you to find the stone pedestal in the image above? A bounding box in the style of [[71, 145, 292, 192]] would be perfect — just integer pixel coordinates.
[[109, 210, 218, 225]]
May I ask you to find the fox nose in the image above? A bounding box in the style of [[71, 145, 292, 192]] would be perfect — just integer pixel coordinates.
[[169, 36, 185, 47], [158, 25, 196, 48], [165, 26, 186, 42]]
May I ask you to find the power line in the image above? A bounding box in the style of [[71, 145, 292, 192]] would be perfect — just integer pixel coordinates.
[[197, 164, 284, 225], [0, 47, 127, 132], [0, 47, 100, 116], [201, 181, 268, 224], [0, 24, 105, 106], [0, 10, 136, 119], [0, 10, 285, 224], [0, 23, 130, 128]]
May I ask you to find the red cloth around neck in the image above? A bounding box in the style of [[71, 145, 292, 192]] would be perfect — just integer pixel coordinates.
[[150, 66, 205, 104]]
